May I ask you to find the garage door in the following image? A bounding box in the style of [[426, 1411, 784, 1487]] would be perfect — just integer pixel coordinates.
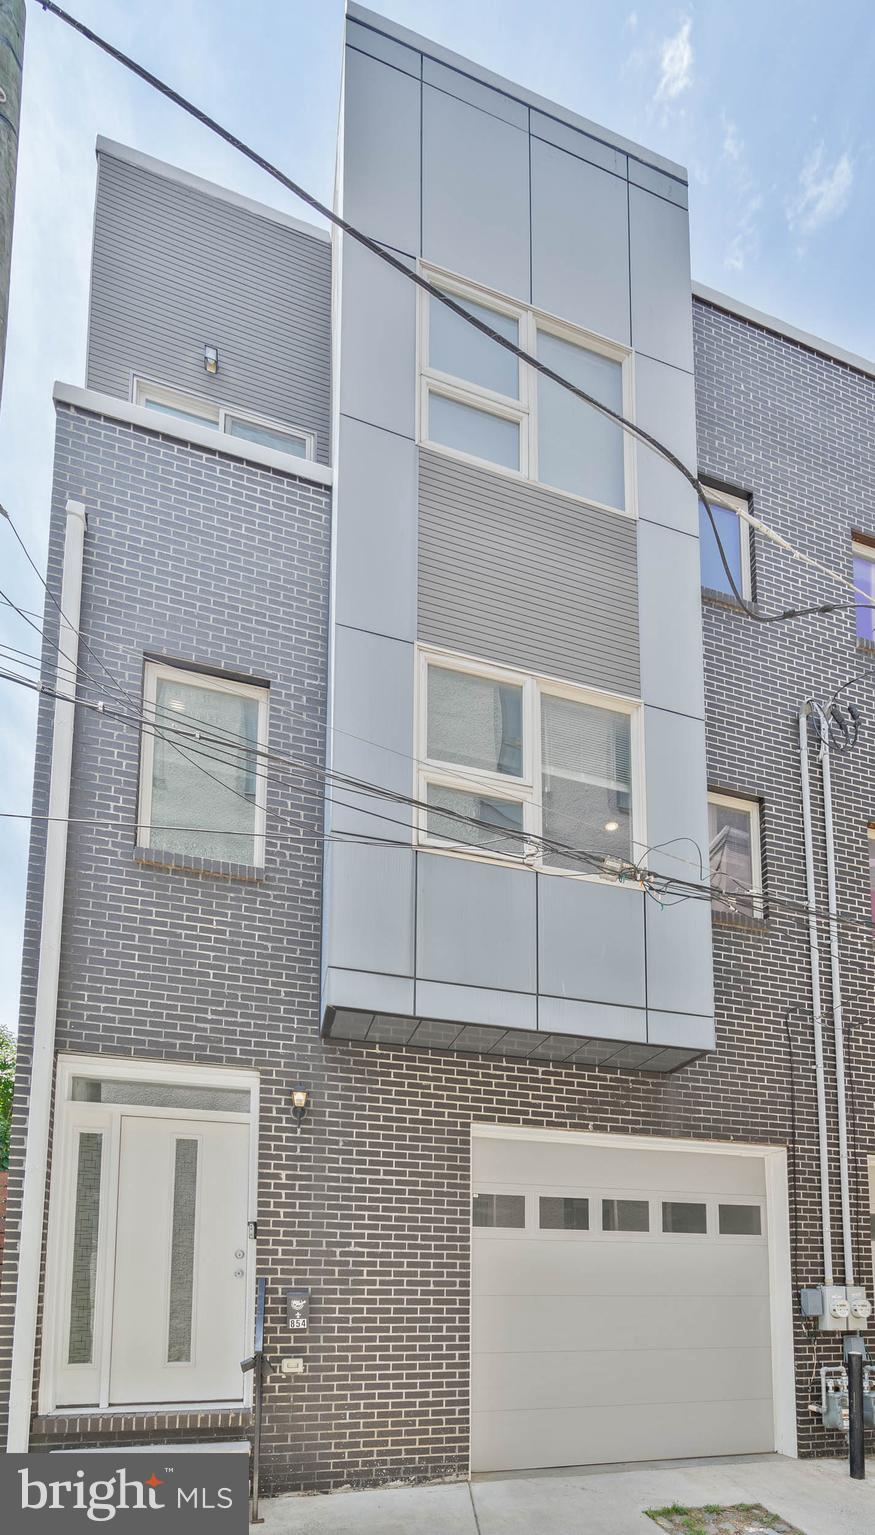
[[471, 1134, 775, 1473]]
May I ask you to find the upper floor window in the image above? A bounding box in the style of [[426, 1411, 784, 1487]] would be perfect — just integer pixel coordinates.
[[418, 648, 639, 874], [420, 273, 629, 515], [708, 791, 763, 918], [698, 486, 751, 600], [852, 539, 875, 644], [134, 379, 315, 460], [138, 661, 269, 867]]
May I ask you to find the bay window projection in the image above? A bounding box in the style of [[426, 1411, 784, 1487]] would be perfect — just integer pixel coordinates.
[[708, 791, 763, 917], [419, 650, 637, 870], [421, 277, 628, 511], [138, 662, 268, 865]]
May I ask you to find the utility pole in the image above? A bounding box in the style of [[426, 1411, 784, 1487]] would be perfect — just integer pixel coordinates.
[[0, 0, 25, 407]]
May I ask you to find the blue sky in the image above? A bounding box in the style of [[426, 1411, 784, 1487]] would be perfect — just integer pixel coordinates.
[[0, 0, 870, 1028]]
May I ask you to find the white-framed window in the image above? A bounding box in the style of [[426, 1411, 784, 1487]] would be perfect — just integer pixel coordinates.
[[418, 268, 633, 516], [708, 790, 763, 917], [698, 485, 752, 600], [133, 378, 316, 461], [138, 661, 269, 867], [39, 1055, 259, 1414], [417, 646, 642, 875]]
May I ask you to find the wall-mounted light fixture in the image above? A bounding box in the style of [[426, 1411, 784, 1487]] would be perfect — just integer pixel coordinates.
[[203, 344, 219, 375], [290, 1084, 310, 1127]]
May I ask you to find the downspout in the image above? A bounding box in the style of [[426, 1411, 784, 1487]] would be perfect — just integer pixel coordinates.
[[815, 704, 855, 1285], [6, 498, 87, 1451], [798, 705, 834, 1284]]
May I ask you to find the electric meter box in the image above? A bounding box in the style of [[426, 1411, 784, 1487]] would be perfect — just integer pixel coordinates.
[[801, 1284, 871, 1332]]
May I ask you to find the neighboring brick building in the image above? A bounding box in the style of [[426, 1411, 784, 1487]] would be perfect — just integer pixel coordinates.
[[2, 3, 874, 1498]]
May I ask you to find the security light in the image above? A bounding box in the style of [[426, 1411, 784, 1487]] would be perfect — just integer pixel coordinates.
[[203, 344, 219, 375]]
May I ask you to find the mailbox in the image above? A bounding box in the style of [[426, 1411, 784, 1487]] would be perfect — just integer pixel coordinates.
[[284, 1287, 310, 1331]]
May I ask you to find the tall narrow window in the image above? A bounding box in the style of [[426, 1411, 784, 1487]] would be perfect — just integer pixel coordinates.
[[708, 792, 763, 917], [698, 487, 751, 599], [139, 663, 269, 866], [67, 1132, 103, 1365], [536, 330, 625, 508], [853, 540, 875, 645], [541, 694, 632, 864], [867, 826, 875, 926], [167, 1138, 199, 1364]]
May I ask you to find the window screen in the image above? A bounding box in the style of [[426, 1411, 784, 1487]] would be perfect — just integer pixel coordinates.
[[427, 667, 523, 777]]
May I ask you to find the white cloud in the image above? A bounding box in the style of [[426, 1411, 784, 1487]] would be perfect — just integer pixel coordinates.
[[723, 119, 742, 163], [624, 10, 638, 31], [656, 17, 693, 102], [787, 145, 854, 236], [717, 117, 762, 274]]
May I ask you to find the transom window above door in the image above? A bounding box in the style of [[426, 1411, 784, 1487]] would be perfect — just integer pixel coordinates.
[[138, 661, 269, 867], [418, 647, 640, 873], [133, 378, 315, 460], [419, 271, 631, 514]]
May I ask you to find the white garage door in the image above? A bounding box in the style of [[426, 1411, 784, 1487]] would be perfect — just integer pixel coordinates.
[[472, 1134, 776, 1473]]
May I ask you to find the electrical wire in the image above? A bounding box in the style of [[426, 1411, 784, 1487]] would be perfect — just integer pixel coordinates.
[[32, 0, 875, 633]]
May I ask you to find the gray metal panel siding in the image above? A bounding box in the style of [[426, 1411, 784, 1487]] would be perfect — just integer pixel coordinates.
[[418, 449, 640, 694], [86, 154, 332, 461]]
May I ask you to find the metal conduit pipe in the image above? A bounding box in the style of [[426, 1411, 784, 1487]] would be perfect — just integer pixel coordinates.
[[6, 499, 87, 1451], [814, 703, 855, 1286], [798, 705, 834, 1284]]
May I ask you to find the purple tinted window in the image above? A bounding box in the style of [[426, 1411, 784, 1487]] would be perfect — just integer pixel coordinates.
[[854, 552, 875, 643]]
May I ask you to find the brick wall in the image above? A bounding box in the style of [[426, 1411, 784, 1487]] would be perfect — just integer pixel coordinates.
[[3, 299, 875, 1492]]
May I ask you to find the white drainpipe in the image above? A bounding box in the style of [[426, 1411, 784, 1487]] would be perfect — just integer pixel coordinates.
[[815, 704, 855, 1285], [798, 705, 834, 1284], [6, 499, 87, 1452]]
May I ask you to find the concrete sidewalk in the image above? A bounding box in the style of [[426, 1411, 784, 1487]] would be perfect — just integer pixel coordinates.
[[262, 1454, 875, 1534]]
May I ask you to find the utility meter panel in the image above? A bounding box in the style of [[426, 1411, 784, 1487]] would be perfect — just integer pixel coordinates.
[[801, 1284, 872, 1332]]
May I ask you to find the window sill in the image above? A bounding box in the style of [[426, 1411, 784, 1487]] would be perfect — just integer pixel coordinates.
[[856, 638, 875, 655], [701, 586, 750, 613], [133, 847, 264, 883], [712, 909, 769, 934]]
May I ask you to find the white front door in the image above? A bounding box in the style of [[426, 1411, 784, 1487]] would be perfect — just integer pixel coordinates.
[[109, 1116, 250, 1405]]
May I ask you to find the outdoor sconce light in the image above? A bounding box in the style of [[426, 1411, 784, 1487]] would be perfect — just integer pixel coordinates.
[[203, 344, 219, 375], [290, 1083, 310, 1127]]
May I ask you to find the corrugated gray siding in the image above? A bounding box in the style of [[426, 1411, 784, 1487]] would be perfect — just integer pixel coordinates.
[[418, 450, 640, 694], [86, 153, 332, 462]]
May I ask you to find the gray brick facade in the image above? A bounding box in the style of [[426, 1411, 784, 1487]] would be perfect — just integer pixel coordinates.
[[4, 220, 875, 1496]]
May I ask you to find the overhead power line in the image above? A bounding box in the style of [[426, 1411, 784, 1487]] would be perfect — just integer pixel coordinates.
[[32, 0, 875, 630]]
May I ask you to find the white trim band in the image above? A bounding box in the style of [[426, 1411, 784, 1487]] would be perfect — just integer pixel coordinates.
[[52, 382, 333, 487]]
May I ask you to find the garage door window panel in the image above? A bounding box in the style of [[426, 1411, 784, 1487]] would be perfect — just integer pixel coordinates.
[[473, 1192, 526, 1229], [539, 1196, 589, 1232], [662, 1200, 708, 1235], [602, 1197, 650, 1233], [718, 1201, 764, 1237]]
